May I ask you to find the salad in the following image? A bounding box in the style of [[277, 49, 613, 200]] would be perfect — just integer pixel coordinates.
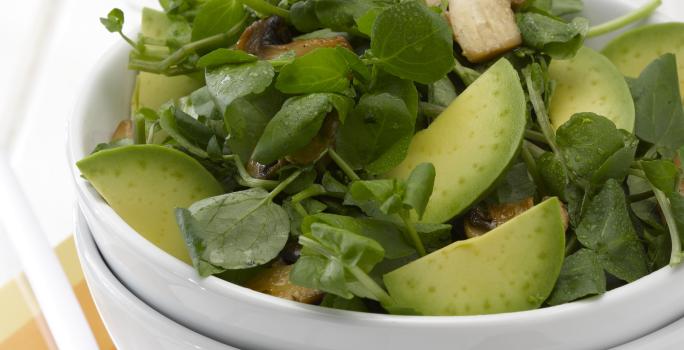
[[77, 0, 684, 316]]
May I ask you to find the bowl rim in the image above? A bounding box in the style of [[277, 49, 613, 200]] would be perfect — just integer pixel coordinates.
[[67, 1, 683, 325]]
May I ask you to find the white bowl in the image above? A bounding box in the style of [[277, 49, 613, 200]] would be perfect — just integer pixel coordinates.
[[69, 1, 684, 349], [74, 208, 235, 350]]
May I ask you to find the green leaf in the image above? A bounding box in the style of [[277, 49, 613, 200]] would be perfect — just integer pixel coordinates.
[[91, 138, 134, 154], [546, 249, 606, 306], [576, 180, 649, 282], [556, 113, 628, 181], [336, 93, 415, 174], [289, 0, 322, 32], [414, 223, 452, 253], [159, 107, 211, 158], [176, 209, 226, 276], [591, 131, 638, 185], [320, 294, 369, 312], [630, 54, 684, 155], [371, 69, 419, 117], [290, 223, 385, 298], [516, 13, 588, 59], [495, 161, 537, 204], [641, 160, 679, 194], [276, 48, 358, 94], [370, 1, 453, 84], [355, 7, 382, 36], [302, 213, 415, 259], [224, 86, 287, 161], [252, 93, 353, 164], [205, 61, 275, 114], [538, 152, 568, 199], [100, 8, 124, 33], [191, 0, 246, 42], [428, 76, 457, 108], [283, 198, 327, 237], [176, 188, 290, 276], [403, 163, 435, 219], [308, 0, 395, 33], [197, 49, 258, 68], [322, 171, 347, 195], [551, 0, 584, 16], [347, 179, 405, 215]]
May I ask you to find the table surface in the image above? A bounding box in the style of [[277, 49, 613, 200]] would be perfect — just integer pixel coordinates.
[[0, 1, 682, 349]]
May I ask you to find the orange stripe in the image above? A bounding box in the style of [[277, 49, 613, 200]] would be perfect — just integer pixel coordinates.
[[73, 280, 116, 350], [0, 313, 55, 350]]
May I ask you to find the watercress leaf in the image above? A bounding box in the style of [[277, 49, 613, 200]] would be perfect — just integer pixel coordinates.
[[371, 69, 419, 118], [495, 161, 537, 204], [320, 294, 369, 312], [338, 47, 372, 84], [188, 87, 220, 119], [355, 7, 382, 36], [556, 112, 626, 180], [403, 163, 436, 218], [630, 54, 684, 155], [641, 160, 679, 194], [284, 169, 318, 195], [414, 223, 452, 253], [302, 213, 415, 259], [546, 249, 606, 306], [551, 0, 584, 16], [590, 131, 638, 185], [290, 0, 322, 32], [643, 229, 671, 271], [91, 138, 134, 154], [291, 255, 351, 297], [311, 0, 394, 33], [224, 86, 287, 161], [159, 107, 210, 158], [370, 1, 453, 84], [276, 48, 356, 94], [322, 171, 347, 195], [291, 223, 385, 298], [516, 13, 588, 59], [206, 61, 275, 114], [348, 179, 397, 204], [428, 76, 457, 108], [336, 93, 415, 174], [379, 193, 403, 215], [100, 8, 124, 33], [197, 48, 258, 68], [667, 192, 684, 242], [181, 188, 290, 273], [284, 198, 326, 236], [191, 0, 246, 43], [537, 152, 568, 199], [176, 208, 226, 276], [252, 93, 353, 164], [576, 179, 649, 282]]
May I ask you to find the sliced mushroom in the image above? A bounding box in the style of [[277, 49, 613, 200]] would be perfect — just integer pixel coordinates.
[[246, 158, 288, 180], [465, 197, 570, 238], [286, 113, 339, 165], [237, 16, 352, 60], [447, 0, 522, 63], [464, 197, 534, 238], [111, 120, 133, 141], [245, 262, 324, 304]]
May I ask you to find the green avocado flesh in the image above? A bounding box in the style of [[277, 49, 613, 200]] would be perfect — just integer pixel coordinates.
[[383, 198, 565, 316], [387, 59, 526, 223], [77, 145, 223, 263], [602, 23, 684, 104], [131, 8, 203, 111], [549, 46, 635, 131]]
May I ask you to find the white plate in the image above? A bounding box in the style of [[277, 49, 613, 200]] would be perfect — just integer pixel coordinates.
[[74, 207, 236, 350]]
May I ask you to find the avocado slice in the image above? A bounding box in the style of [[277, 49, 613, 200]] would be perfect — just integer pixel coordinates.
[[602, 23, 684, 104], [549, 46, 635, 131], [131, 8, 203, 111], [383, 198, 565, 316], [77, 145, 223, 263], [387, 59, 526, 223]]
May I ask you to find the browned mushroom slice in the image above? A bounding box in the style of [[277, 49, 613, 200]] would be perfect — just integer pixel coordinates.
[[246, 158, 288, 180], [464, 197, 534, 238], [286, 113, 339, 165], [245, 262, 324, 304], [237, 16, 352, 60], [111, 120, 133, 141]]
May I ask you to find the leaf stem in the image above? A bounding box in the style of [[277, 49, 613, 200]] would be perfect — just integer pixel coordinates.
[[452, 58, 480, 86], [128, 13, 249, 75], [241, 0, 290, 20], [346, 265, 394, 306], [328, 148, 360, 181], [399, 211, 427, 256], [524, 71, 560, 155], [524, 129, 548, 145], [652, 187, 683, 265], [292, 184, 327, 203], [588, 0, 662, 38], [521, 141, 544, 194], [266, 169, 303, 202]]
